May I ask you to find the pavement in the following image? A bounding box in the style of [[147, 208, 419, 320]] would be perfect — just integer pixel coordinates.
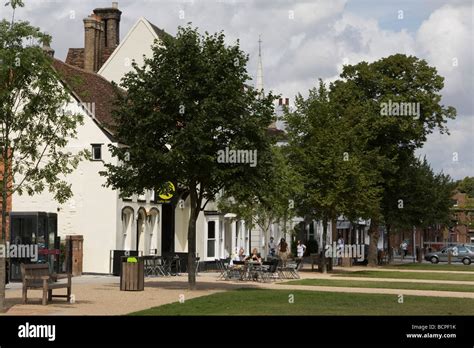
[[3, 265, 474, 315]]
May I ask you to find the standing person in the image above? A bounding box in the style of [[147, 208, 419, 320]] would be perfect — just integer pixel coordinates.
[[278, 238, 289, 266], [337, 235, 344, 266], [268, 236, 277, 258], [400, 240, 408, 259], [296, 240, 306, 268]]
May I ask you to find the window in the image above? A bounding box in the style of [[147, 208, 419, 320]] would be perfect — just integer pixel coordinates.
[[207, 221, 216, 258], [91, 144, 102, 161]]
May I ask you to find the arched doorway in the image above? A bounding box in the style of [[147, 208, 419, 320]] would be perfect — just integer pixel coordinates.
[[137, 208, 147, 255], [148, 208, 160, 255], [121, 207, 134, 250]]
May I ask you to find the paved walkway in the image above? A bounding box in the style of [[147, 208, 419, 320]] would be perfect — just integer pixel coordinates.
[[265, 283, 474, 299], [341, 265, 474, 274], [3, 269, 474, 315], [2, 274, 255, 316], [310, 272, 474, 285]]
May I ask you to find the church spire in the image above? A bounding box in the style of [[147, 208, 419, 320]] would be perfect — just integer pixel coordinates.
[[256, 35, 264, 97]]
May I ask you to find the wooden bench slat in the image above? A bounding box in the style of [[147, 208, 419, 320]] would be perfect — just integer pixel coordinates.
[[21, 264, 72, 305]]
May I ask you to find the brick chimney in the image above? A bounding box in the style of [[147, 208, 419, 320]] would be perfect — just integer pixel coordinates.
[[93, 2, 122, 49], [82, 3, 121, 72], [83, 14, 104, 72], [41, 37, 55, 58]]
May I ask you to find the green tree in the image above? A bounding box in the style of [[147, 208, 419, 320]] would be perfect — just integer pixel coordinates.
[[457, 177, 474, 198], [330, 54, 456, 265], [383, 155, 455, 259], [101, 26, 276, 289], [218, 145, 301, 257], [0, 2, 86, 311], [285, 81, 381, 272]]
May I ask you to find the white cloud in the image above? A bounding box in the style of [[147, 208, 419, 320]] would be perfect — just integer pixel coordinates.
[[4, 0, 471, 177]]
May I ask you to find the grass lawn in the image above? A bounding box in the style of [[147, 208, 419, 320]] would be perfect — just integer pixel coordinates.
[[336, 270, 474, 281], [382, 263, 474, 272], [283, 278, 474, 292], [130, 289, 474, 316]]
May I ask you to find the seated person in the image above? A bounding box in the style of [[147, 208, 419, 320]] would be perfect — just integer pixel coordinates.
[[238, 247, 246, 261], [245, 248, 262, 263]]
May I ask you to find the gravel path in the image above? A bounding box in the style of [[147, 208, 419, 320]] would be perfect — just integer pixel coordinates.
[[344, 266, 474, 274], [265, 283, 474, 298], [308, 273, 474, 285], [3, 269, 474, 315], [3, 274, 255, 316]]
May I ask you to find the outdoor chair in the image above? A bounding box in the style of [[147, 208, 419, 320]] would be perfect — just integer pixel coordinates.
[[277, 259, 288, 279], [228, 260, 246, 280], [154, 257, 169, 276], [216, 259, 228, 280], [195, 257, 200, 275], [144, 257, 157, 277], [261, 259, 280, 282], [285, 260, 301, 279]]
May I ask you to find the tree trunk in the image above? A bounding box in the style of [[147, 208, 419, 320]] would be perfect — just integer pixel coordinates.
[[1, 146, 9, 312], [386, 224, 392, 263], [320, 218, 328, 273], [0, 257, 4, 313], [187, 187, 199, 290], [367, 219, 379, 267]]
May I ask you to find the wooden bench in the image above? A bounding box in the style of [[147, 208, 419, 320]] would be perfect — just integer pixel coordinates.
[[21, 264, 72, 306]]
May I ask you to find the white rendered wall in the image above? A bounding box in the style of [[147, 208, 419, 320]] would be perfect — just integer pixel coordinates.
[[98, 18, 160, 85], [13, 100, 118, 274]]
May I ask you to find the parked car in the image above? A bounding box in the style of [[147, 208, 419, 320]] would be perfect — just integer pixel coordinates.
[[424, 245, 474, 265]]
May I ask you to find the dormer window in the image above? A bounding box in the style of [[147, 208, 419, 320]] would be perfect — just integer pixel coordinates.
[[91, 144, 103, 161]]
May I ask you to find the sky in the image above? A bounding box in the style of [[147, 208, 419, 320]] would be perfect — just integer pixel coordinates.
[[1, 0, 473, 180]]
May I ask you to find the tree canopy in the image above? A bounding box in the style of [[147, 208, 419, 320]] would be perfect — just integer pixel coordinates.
[[102, 26, 277, 288]]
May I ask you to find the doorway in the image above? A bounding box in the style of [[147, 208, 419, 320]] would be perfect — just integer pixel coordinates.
[[161, 203, 175, 254]]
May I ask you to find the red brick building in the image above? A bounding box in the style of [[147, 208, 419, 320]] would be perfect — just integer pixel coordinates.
[[388, 191, 474, 253], [450, 191, 474, 244]]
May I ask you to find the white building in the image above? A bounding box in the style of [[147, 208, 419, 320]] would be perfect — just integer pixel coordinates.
[[13, 58, 161, 274], [14, 3, 295, 272], [95, 6, 253, 263]]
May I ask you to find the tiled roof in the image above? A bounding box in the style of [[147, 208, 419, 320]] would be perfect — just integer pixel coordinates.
[[51, 58, 119, 136], [146, 20, 171, 40], [65, 48, 84, 69]]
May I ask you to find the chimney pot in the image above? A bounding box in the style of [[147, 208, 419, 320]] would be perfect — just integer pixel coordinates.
[[42, 43, 55, 58], [93, 5, 122, 49]]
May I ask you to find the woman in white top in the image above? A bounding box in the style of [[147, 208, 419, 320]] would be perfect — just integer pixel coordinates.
[[296, 240, 306, 258]]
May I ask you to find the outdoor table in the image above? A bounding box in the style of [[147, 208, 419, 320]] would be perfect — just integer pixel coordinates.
[[245, 261, 263, 281]]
